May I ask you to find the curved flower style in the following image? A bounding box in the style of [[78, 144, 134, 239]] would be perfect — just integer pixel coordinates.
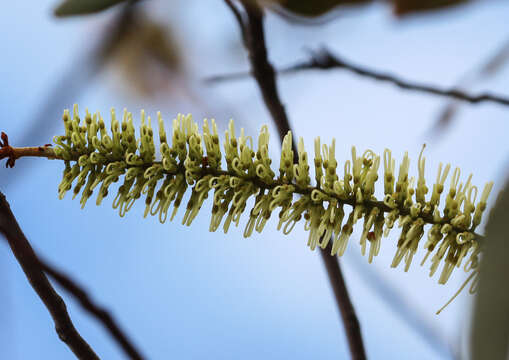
[[53, 105, 493, 300]]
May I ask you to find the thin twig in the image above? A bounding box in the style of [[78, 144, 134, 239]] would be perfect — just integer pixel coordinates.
[[227, 1, 367, 359], [0, 191, 99, 360], [206, 47, 509, 107]]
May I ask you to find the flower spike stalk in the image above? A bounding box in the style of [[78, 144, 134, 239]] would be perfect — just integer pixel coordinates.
[[3, 105, 494, 308]]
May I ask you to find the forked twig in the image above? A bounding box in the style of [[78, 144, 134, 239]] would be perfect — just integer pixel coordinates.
[[0, 191, 99, 359], [206, 47, 509, 107]]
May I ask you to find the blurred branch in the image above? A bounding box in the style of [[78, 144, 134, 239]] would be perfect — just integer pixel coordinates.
[[40, 259, 145, 360], [206, 47, 509, 107], [427, 37, 509, 139], [226, 1, 366, 359], [347, 251, 455, 358], [0, 191, 99, 359]]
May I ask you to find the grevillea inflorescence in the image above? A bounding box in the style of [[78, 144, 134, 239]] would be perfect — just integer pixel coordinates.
[[54, 105, 493, 302]]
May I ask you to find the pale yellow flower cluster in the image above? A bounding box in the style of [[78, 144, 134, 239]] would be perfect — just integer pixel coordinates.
[[55, 105, 493, 296]]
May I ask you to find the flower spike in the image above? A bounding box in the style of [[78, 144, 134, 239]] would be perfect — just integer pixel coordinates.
[[44, 106, 495, 308]]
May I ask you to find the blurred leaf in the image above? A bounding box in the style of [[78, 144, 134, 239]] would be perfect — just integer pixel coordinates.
[[275, 0, 371, 17], [262, 0, 371, 23], [471, 179, 509, 360], [54, 0, 128, 17], [111, 14, 183, 96], [393, 0, 469, 15], [267, 0, 469, 20]]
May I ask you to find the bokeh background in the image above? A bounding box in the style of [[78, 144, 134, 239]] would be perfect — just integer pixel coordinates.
[[1, 0, 509, 359]]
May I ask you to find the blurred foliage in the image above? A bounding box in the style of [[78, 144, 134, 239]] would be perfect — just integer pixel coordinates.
[[263, 0, 469, 21], [273, 0, 371, 17], [109, 14, 183, 96], [54, 0, 128, 16], [471, 179, 509, 360], [393, 0, 469, 15], [54, 0, 470, 20]]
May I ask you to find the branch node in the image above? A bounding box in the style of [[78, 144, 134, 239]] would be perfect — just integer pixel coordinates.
[[0, 132, 16, 168]]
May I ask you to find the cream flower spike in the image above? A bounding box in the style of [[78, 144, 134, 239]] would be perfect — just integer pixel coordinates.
[[51, 105, 495, 309]]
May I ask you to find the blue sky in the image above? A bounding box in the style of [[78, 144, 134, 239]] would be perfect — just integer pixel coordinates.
[[1, 0, 509, 359]]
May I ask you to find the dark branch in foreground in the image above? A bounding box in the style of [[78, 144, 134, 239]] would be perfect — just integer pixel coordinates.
[[0, 135, 144, 359], [206, 47, 509, 107], [40, 259, 145, 360], [0, 191, 99, 360], [227, 1, 367, 359]]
